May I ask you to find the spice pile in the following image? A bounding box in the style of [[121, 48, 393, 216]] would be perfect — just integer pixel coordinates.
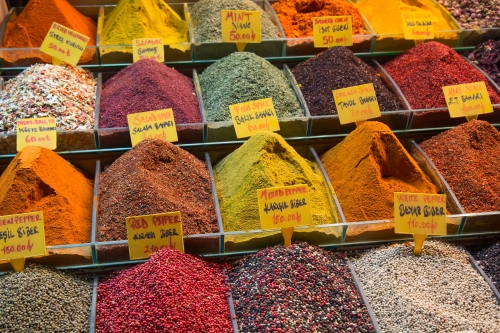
[[292, 47, 403, 116], [190, 0, 281, 42], [384, 42, 500, 109], [97, 140, 218, 242], [0, 146, 93, 245], [352, 241, 500, 332], [469, 39, 500, 86], [272, 0, 366, 38], [99, 59, 200, 128], [214, 131, 334, 232], [228, 242, 375, 332], [96, 248, 232, 333], [200, 52, 303, 122], [321, 121, 438, 224], [0, 264, 93, 332], [469, 241, 500, 287], [420, 120, 500, 213], [2, 0, 96, 63], [438, 0, 500, 29], [0, 64, 96, 133]]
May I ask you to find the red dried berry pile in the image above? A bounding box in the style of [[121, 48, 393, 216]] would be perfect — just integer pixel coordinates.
[[96, 248, 233, 333], [383, 42, 500, 109], [228, 242, 375, 333]]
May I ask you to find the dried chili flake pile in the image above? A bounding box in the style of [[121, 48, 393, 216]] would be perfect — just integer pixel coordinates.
[[0, 64, 96, 133], [96, 248, 233, 333]]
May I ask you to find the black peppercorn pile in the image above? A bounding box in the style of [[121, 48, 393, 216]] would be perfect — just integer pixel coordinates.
[[227, 242, 375, 333], [469, 241, 500, 287], [292, 47, 403, 116]]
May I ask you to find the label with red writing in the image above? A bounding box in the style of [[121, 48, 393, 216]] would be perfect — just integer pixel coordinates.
[[126, 212, 184, 260], [401, 11, 435, 40], [127, 109, 178, 147], [0, 212, 46, 260], [39, 22, 90, 66], [394, 192, 447, 235], [313, 16, 353, 48], [132, 38, 164, 63], [257, 184, 313, 230], [442, 81, 493, 118], [332, 83, 381, 124], [221, 10, 261, 43], [229, 98, 280, 138], [16, 117, 57, 151]]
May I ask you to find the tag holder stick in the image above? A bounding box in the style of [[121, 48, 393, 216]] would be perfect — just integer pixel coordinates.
[[466, 115, 478, 122], [52, 57, 62, 65], [9, 258, 26, 272], [355, 119, 366, 127], [236, 43, 247, 52], [281, 227, 294, 247], [413, 233, 427, 256]]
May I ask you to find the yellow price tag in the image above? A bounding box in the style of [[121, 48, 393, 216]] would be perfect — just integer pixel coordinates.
[[394, 193, 447, 235], [127, 109, 178, 147], [126, 212, 184, 260], [313, 16, 353, 48], [40, 22, 90, 66], [16, 117, 57, 151], [229, 98, 280, 138], [257, 184, 313, 230], [333, 83, 381, 125], [0, 212, 46, 260], [221, 10, 261, 52], [401, 11, 434, 40], [443, 81, 493, 119], [132, 38, 164, 63]]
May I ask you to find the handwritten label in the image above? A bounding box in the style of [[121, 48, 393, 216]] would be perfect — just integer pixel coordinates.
[[394, 193, 447, 235], [258, 184, 313, 230], [132, 38, 164, 63], [229, 98, 280, 138], [402, 11, 435, 40], [127, 109, 178, 147], [40, 22, 90, 66], [221, 10, 261, 43], [313, 16, 353, 48], [332, 83, 381, 124], [16, 117, 57, 151], [0, 212, 46, 260], [126, 212, 184, 260], [443, 81, 493, 118]]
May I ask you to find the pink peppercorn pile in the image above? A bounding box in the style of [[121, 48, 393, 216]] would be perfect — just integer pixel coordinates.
[[96, 248, 233, 333]]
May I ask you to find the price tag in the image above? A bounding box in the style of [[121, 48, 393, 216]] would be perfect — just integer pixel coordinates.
[[313, 16, 353, 48], [126, 212, 184, 260], [333, 83, 381, 125], [16, 117, 57, 151], [132, 38, 164, 63], [221, 10, 261, 52], [40, 22, 90, 66], [394, 193, 447, 235], [0, 212, 46, 260], [127, 109, 178, 147], [229, 98, 280, 138], [401, 11, 434, 40], [443, 81, 493, 119], [257, 184, 313, 230]]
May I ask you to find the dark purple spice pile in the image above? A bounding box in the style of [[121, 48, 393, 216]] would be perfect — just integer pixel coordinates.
[[96, 248, 233, 333], [97, 139, 218, 241], [469, 39, 500, 86], [99, 59, 201, 128], [228, 242, 375, 333], [292, 47, 403, 116], [469, 241, 500, 287]]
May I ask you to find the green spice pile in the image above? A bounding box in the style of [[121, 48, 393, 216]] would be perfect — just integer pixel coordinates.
[[190, 0, 281, 42], [200, 52, 304, 122], [0, 64, 96, 133], [0, 264, 93, 332]]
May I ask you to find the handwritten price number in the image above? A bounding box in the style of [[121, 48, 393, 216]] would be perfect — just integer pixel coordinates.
[[129, 217, 148, 229], [139, 54, 162, 61], [407, 219, 438, 233], [25, 135, 52, 143], [144, 237, 178, 254], [48, 43, 70, 57], [322, 35, 347, 45], [230, 30, 253, 41], [1, 240, 34, 255]]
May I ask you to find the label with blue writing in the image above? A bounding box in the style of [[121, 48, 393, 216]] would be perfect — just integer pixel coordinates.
[[229, 98, 280, 138], [127, 109, 178, 147], [132, 38, 164, 63], [0, 212, 46, 260], [443, 81, 493, 118], [221, 10, 261, 43], [17, 117, 57, 151], [333, 83, 381, 124], [394, 193, 447, 235], [39, 22, 90, 66]]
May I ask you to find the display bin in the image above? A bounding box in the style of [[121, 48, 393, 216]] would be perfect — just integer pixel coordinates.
[[96, 68, 205, 149], [197, 66, 310, 143], [186, 0, 286, 61], [0, 6, 100, 68], [459, 27, 500, 48], [97, 4, 192, 65], [267, 0, 375, 56], [290, 60, 412, 136], [0, 73, 100, 154], [94, 152, 223, 264]]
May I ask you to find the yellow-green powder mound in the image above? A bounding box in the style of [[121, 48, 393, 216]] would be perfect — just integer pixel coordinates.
[[214, 132, 336, 233]]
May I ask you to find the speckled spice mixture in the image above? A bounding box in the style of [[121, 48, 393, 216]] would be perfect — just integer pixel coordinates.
[[352, 241, 500, 333], [469, 241, 500, 288], [97, 139, 218, 241]]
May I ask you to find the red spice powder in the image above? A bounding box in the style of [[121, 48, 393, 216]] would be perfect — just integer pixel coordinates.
[[383, 42, 500, 109]]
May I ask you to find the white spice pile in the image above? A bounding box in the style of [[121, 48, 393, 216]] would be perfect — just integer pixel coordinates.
[[351, 241, 500, 333]]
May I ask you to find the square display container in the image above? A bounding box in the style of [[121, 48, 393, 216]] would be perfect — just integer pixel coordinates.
[[466, 249, 500, 304], [96, 68, 204, 149], [94, 153, 224, 264], [0, 73, 100, 154], [0, 6, 100, 68], [267, 0, 375, 56], [196, 65, 310, 143], [97, 4, 192, 65], [460, 27, 500, 48], [187, 0, 286, 61], [288, 61, 412, 136]]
